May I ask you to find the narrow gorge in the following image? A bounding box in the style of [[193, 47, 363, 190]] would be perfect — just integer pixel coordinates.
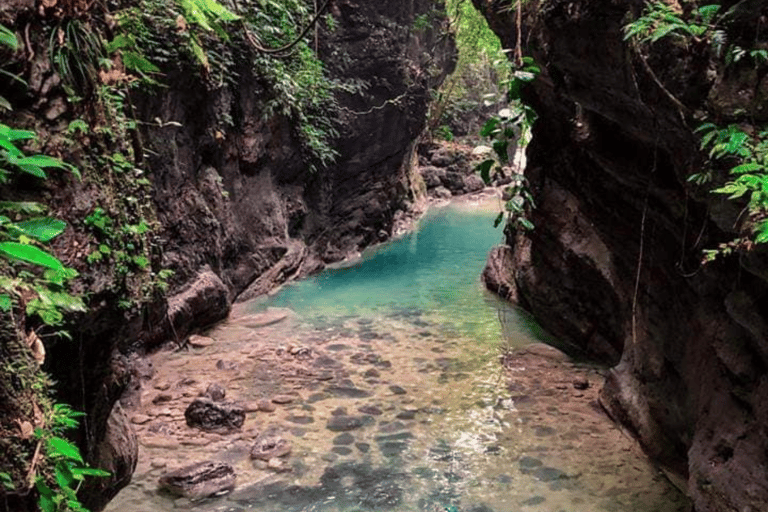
[[0, 1, 767, 512]]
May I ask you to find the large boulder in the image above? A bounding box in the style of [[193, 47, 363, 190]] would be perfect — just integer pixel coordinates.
[[184, 398, 244, 433], [158, 461, 236, 499]]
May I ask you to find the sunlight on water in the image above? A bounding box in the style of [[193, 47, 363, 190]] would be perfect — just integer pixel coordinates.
[[254, 202, 531, 350], [104, 199, 688, 512]]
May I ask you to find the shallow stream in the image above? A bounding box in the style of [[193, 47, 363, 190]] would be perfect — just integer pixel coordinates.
[[106, 198, 688, 512]]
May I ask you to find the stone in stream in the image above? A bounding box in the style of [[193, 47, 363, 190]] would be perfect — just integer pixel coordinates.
[[271, 394, 295, 404], [332, 446, 353, 456], [518, 456, 543, 470], [286, 415, 314, 425], [396, 409, 417, 420], [257, 399, 276, 412], [158, 461, 236, 499], [389, 385, 407, 395], [187, 335, 215, 348], [333, 433, 355, 445], [324, 385, 372, 399], [184, 398, 244, 432], [203, 382, 226, 401], [357, 405, 382, 416], [521, 496, 546, 506], [326, 415, 374, 432], [250, 436, 292, 461]]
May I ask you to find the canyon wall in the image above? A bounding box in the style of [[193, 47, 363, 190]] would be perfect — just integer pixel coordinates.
[[475, 0, 768, 510], [0, 1, 454, 509]]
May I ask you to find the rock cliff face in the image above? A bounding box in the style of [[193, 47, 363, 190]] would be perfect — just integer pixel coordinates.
[[474, 0, 768, 510], [0, 2, 454, 510]]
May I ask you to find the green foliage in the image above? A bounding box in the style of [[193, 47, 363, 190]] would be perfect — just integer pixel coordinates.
[[246, 1, 346, 171], [35, 404, 110, 512], [694, 123, 768, 256], [623, 2, 720, 45], [0, 123, 85, 324], [475, 57, 539, 232], [48, 19, 106, 99], [430, 0, 510, 136]]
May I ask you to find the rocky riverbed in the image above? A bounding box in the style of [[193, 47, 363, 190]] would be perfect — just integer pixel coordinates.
[[106, 303, 689, 512]]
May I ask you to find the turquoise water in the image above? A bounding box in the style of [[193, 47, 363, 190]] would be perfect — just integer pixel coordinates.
[[255, 202, 529, 348], [104, 200, 688, 512]]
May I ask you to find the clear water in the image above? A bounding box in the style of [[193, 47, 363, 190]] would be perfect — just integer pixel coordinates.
[[255, 202, 521, 347], [105, 200, 688, 512]]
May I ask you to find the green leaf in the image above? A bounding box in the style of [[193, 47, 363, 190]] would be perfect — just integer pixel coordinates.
[[0, 294, 11, 311], [122, 51, 160, 74], [105, 34, 134, 53], [47, 436, 84, 463], [0, 242, 64, 270], [518, 217, 535, 231], [480, 117, 500, 138], [0, 24, 18, 50], [71, 466, 111, 478], [755, 220, 768, 244], [493, 211, 504, 228], [475, 159, 495, 185], [0, 124, 35, 141], [731, 162, 764, 175], [0, 201, 45, 214], [55, 462, 77, 488], [36, 481, 56, 512], [15, 218, 67, 243], [15, 155, 68, 169], [726, 131, 749, 154]]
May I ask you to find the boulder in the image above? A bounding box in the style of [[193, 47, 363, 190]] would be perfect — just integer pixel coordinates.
[[482, 245, 517, 301], [184, 398, 244, 432], [419, 166, 446, 188], [250, 436, 291, 461], [158, 461, 236, 499], [203, 383, 226, 401]]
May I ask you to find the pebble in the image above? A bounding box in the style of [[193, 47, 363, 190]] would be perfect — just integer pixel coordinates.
[[258, 399, 277, 412], [271, 395, 295, 404], [152, 393, 174, 404], [572, 376, 589, 390], [358, 405, 382, 416], [131, 414, 152, 425], [267, 458, 291, 473], [154, 381, 171, 391], [333, 433, 355, 445], [188, 335, 215, 348], [389, 385, 407, 395]]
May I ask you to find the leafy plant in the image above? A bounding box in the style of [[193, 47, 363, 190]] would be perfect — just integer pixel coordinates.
[[34, 404, 110, 512], [623, 2, 720, 45], [475, 57, 539, 232], [48, 19, 106, 98], [0, 124, 85, 325], [694, 123, 768, 253]]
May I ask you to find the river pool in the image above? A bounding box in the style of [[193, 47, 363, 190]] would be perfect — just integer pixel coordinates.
[[105, 198, 688, 512]]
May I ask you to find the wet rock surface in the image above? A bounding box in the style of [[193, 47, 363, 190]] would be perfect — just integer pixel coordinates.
[[157, 461, 236, 499], [184, 398, 245, 433], [107, 307, 687, 512]]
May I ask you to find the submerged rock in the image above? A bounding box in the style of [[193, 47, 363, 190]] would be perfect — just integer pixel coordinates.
[[184, 398, 244, 432], [158, 461, 236, 499], [326, 415, 374, 432], [250, 436, 292, 461]]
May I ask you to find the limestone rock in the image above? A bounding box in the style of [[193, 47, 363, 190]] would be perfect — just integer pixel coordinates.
[[158, 461, 236, 499], [184, 398, 244, 432], [250, 436, 291, 461]]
